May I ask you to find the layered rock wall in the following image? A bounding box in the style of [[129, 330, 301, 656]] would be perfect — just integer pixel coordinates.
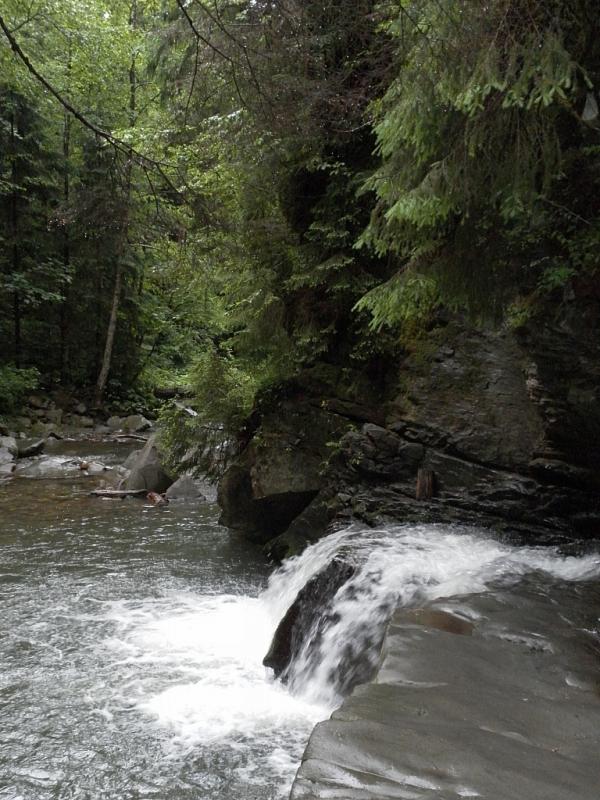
[[218, 300, 600, 557]]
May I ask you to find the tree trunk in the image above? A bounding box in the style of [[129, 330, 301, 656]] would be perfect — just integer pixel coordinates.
[[10, 112, 21, 368], [93, 261, 122, 406], [60, 50, 72, 383], [92, 2, 137, 406]]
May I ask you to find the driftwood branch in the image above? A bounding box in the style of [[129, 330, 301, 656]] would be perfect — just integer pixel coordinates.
[[91, 488, 147, 498]]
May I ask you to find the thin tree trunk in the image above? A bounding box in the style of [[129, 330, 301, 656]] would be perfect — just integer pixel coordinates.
[[93, 2, 137, 406], [93, 261, 122, 406], [59, 48, 72, 383], [10, 111, 21, 367], [59, 112, 71, 382]]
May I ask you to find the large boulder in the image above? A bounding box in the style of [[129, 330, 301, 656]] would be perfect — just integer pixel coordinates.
[[218, 400, 352, 544], [122, 449, 142, 470], [122, 437, 173, 493], [123, 414, 152, 433], [165, 475, 206, 502], [0, 436, 18, 458], [0, 462, 15, 478]]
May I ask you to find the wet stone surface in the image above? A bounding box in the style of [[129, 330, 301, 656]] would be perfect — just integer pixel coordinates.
[[291, 579, 600, 800]]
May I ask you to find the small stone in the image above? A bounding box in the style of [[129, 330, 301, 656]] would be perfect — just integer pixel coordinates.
[[27, 395, 46, 409], [0, 436, 18, 457], [123, 414, 152, 433]]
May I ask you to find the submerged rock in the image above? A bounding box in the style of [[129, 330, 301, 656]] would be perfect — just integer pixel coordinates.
[[263, 556, 355, 679], [17, 456, 76, 479]]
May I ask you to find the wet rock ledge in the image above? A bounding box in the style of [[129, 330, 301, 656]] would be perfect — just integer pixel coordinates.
[[218, 299, 600, 559], [291, 581, 600, 800]]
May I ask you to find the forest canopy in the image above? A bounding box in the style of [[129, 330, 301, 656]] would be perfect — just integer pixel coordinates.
[[0, 1, 598, 425]]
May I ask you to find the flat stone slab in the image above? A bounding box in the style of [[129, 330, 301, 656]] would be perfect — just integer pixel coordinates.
[[291, 581, 600, 800]]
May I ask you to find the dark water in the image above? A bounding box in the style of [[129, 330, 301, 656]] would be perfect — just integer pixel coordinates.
[[0, 441, 323, 800]]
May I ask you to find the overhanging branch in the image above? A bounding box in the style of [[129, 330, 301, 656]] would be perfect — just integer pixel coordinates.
[[0, 12, 186, 202]]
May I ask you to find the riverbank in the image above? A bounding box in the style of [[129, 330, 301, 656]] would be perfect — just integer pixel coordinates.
[[217, 302, 600, 561]]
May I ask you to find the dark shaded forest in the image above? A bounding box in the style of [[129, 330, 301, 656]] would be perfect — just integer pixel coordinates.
[[1, 1, 599, 451]]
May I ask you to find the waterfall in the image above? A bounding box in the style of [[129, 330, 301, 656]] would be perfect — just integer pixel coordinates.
[[263, 524, 600, 709]]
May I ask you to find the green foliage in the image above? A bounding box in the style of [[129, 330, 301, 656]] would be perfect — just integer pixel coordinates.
[[354, 270, 439, 332], [158, 345, 258, 480], [0, 365, 38, 414], [358, 0, 600, 328], [189, 347, 257, 433], [1, 0, 598, 461]]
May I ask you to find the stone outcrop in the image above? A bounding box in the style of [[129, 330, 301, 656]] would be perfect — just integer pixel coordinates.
[[219, 301, 600, 559], [218, 400, 352, 544], [290, 581, 600, 800], [122, 437, 173, 493]]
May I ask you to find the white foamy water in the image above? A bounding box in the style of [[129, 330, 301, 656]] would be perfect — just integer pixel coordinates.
[[263, 524, 600, 707], [102, 592, 324, 751], [0, 458, 323, 800]]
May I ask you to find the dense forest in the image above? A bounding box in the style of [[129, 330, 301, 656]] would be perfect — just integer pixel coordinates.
[[1, 0, 599, 459]]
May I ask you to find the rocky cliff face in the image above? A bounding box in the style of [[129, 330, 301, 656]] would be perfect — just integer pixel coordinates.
[[218, 297, 600, 558]]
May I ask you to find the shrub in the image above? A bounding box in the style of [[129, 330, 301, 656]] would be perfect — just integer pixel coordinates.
[[0, 365, 39, 414]]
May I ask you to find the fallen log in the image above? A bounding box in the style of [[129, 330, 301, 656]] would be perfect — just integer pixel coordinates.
[[90, 488, 147, 498], [114, 433, 149, 442]]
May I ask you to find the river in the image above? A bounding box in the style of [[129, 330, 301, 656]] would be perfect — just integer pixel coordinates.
[[0, 439, 324, 800], [1, 438, 599, 800]]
